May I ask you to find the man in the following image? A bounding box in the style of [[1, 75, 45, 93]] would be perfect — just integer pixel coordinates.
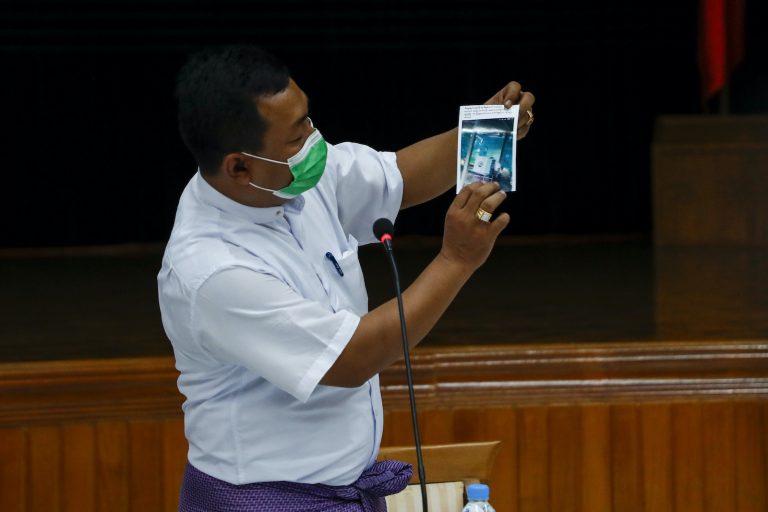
[[159, 45, 535, 511]]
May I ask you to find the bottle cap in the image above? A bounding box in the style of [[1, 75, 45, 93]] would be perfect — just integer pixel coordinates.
[[467, 483, 490, 501]]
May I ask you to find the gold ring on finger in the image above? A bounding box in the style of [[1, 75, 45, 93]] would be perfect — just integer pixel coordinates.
[[476, 207, 492, 223], [526, 109, 534, 126]]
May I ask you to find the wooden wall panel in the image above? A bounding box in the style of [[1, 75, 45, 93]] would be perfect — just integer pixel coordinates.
[[381, 409, 415, 447], [161, 419, 186, 512], [420, 408, 454, 445], [129, 421, 162, 512], [610, 405, 643, 512], [580, 404, 611, 512], [735, 402, 767, 511], [0, 341, 766, 512], [548, 406, 581, 512], [0, 427, 27, 512], [478, 407, 518, 511], [61, 423, 95, 512], [640, 404, 672, 512], [95, 421, 129, 512], [673, 403, 704, 512], [28, 425, 60, 512], [702, 402, 735, 512], [518, 406, 549, 512]]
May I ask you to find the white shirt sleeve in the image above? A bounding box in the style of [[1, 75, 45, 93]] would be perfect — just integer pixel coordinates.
[[192, 266, 361, 403], [332, 142, 404, 245]]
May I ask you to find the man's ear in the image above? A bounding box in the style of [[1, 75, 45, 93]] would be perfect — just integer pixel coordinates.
[[221, 153, 252, 186]]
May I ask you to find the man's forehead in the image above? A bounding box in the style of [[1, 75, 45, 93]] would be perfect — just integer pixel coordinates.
[[255, 80, 308, 126]]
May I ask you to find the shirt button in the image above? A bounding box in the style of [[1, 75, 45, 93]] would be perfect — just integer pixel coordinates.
[[276, 210, 282, 216]]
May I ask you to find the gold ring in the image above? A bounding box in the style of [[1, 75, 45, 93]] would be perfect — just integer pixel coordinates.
[[526, 109, 534, 126], [476, 207, 492, 223]]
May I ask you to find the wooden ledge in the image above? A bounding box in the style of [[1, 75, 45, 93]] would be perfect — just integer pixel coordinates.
[[1, 340, 766, 425], [378, 441, 501, 484], [380, 340, 768, 406]]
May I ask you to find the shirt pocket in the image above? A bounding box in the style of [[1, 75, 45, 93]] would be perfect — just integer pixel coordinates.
[[327, 234, 369, 317]]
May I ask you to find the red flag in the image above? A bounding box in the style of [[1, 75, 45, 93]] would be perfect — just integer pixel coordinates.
[[698, 0, 746, 99]]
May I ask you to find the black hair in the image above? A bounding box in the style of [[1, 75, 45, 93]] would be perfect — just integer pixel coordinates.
[[175, 45, 291, 174]]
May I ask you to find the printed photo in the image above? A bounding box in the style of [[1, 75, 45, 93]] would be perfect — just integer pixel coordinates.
[[456, 105, 518, 193]]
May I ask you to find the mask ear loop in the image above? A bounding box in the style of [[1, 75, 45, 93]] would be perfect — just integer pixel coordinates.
[[241, 153, 288, 194], [241, 151, 287, 166], [248, 181, 279, 193]]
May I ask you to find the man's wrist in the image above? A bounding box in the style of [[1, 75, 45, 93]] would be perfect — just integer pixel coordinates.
[[435, 250, 476, 280]]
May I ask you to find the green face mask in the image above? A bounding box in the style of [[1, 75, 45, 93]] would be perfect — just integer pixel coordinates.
[[242, 127, 327, 199]]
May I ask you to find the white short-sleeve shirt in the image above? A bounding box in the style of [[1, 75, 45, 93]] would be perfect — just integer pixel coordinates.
[[157, 141, 403, 486]]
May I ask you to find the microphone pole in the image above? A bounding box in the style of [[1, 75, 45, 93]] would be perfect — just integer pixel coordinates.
[[372, 218, 428, 512]]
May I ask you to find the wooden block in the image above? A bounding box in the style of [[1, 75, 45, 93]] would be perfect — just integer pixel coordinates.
[[378, 440, 501, 486], [652, 115, 768, 246]]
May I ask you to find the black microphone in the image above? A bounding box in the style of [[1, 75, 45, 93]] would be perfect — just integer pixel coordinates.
[[373, 217, 428, 512], [373, 218, 394, 251]]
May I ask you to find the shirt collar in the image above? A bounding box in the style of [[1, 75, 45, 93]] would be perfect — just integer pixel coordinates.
[[193, 171, 303, 225]]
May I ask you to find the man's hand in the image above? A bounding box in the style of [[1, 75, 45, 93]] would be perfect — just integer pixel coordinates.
[[397, 81, 536, 209], [440, 182, 510, 272], [485, 81, 536, 140], [322, 181, 509, 389]]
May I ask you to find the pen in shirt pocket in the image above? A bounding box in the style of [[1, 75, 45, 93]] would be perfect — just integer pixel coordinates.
[[325, 252, 344, 277]]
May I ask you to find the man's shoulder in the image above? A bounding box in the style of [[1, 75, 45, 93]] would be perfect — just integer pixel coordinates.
[[326, 140, 379, 163], [161, 229, 266, 295]]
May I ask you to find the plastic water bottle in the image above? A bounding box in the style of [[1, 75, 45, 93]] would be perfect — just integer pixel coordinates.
[[462, 483, 496, 512]]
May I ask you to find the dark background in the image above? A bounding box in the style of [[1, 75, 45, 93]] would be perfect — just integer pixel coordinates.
[[1, 0, 766, 248]]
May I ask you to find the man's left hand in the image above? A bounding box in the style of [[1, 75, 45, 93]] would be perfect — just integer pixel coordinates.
[[484, 81, 536, 140]]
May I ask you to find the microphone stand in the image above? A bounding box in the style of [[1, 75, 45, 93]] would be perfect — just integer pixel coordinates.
[[380, 236, 429, 512]]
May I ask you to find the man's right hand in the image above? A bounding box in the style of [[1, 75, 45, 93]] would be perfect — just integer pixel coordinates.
[[439, 182, 510, 272], [321, 181, 509, 389]]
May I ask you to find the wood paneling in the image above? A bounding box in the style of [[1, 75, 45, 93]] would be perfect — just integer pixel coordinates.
[[610, 405, 643, 512], [95, 421, 129, 512], [28, 425, 60, 511], [477, 407, 518, 510], [518, 406, 548, 512], [702, 401, 735, 512], [735, 402, 768, 511], [0, 341, 766, 511], [61, 423, 95, 512], [0, 428, 27, 512], [381, 400, 768, 512], [672, 403, 704, 512], [652, 116, 768, 246], [581, 404, 612, 512], [640, 404, 672, 512], [548, 406, 581, 512], [129, 421, 162, 512], [161, 419, 186, 512]]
